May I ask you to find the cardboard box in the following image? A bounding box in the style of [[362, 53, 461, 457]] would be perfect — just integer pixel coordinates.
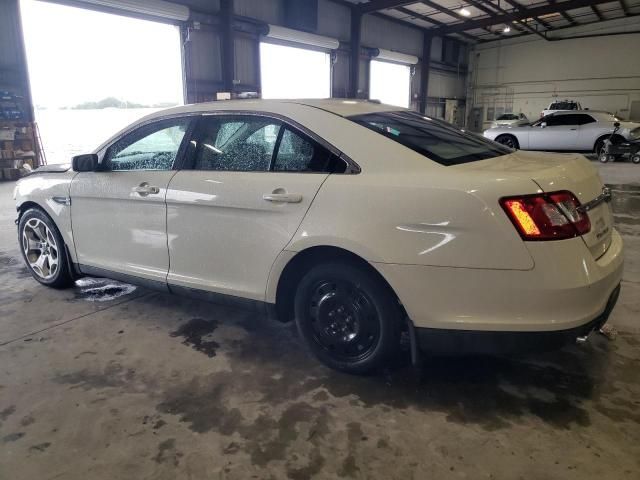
[[0, 129, 15, 141]]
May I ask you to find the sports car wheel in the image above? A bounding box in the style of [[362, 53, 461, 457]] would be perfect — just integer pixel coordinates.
[[18, 208, 73, 288], [294, 262, 402, 374], [495, 134, 519, 149]]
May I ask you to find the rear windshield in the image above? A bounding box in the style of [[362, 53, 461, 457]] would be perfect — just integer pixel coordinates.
[[497, 114, 519, 120], [349, 111, 511, 166], [549, 102, 578, 110]]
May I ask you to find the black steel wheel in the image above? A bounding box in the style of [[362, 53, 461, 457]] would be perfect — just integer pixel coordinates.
[[294, 262, 402, 374], [495, 134, 519, 149]]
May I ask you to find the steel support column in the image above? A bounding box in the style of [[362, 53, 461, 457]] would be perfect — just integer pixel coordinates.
[[220, 0, 235, 93], [349, 9, 362, 98], [419, 34, 432, 114]]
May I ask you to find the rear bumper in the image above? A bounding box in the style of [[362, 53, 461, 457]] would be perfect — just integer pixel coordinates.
[[414, 284, 620, 354], [374, 228, 624, 334]]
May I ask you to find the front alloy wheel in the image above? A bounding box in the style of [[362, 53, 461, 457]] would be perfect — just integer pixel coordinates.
[[18, 208, 73, 288], [22, 217, 59, 280]]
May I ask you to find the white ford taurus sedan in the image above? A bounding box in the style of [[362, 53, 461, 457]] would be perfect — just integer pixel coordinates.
[[14, 99, 623, 373]]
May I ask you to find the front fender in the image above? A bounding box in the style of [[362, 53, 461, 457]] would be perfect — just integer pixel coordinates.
[[14, 173, 77, 262]]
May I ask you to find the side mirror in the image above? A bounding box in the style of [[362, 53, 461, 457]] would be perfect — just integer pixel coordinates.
[[540, 122, 547, 128], [72, 154, 99, 172]]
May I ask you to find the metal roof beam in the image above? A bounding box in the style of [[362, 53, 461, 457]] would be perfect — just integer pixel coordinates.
[[591, 5, 604, 20], [396, 6, 483, 41], [620, 0, 629, 15], [358, 0, 421, 13], [433, 0, 612, 34], [501, 0, 552, 29], [548, 0, 578, 25]]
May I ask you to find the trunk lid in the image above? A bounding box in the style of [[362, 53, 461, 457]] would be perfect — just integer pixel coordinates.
[[460, 150, 613, 258]]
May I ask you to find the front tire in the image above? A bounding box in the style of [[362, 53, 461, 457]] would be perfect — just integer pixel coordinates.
[[495, 134, 519, 149], [18, 208, 74, 289], [294, 262, 402, 374]]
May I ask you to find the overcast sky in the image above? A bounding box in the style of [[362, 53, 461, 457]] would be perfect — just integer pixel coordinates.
[[20, 0, 184, 108]]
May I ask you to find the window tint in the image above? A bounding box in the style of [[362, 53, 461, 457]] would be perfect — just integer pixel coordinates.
[[273, 128, 333, 172], [349, 111, 511, 166], [549, 101, 578, 110], [573, 114, 596, 125], [192, 116, 280, 171], [106, 119, 190, 171]]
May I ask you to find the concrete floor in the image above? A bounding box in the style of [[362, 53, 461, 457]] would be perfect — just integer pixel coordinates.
[[0, 162, 639, 480]]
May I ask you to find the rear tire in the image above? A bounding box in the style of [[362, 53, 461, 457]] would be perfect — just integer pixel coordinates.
[[18, 208, 74, 289], [294, 262, 402, 374], [632, 154, 640, 165], [495, 134, 519, 149]]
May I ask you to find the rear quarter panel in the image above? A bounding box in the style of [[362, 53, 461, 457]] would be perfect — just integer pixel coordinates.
[[285, 168, 539, 270]]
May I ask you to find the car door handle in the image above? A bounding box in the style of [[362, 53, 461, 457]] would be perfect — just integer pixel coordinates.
[[263, 193, 303, 203], [132, 183, 160, 196]]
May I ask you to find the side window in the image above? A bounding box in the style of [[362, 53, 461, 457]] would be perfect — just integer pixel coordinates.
[[106, 119, 190, 171], [558, 114, 580, 126], [192, 116, 281, 171], [544, 115, 563, 127], [273, 128, 332, 172], [575, 114, 596, 125]]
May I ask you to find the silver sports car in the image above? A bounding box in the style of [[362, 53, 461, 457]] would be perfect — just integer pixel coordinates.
[[484, 111, 640, 155]]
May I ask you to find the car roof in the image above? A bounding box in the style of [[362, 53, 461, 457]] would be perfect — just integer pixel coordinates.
[[147, 99, 406, 119], [549, 110, 612, 118]]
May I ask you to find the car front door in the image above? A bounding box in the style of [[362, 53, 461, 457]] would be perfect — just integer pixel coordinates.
[[529, 114, 580, 150], [165, 114, 347, 301], [70, 117, 192, 284]]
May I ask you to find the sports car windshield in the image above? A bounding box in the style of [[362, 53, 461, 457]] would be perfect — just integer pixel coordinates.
[[350, 111, 511, 166]]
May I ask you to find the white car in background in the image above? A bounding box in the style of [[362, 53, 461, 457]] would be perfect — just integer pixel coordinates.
[[541, 100, 583, 117], [484, 110, 640, 155], [491, 113, 529, 128], [14, 100, 623, 374]]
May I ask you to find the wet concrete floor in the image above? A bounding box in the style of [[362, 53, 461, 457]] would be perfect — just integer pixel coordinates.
[[0, 162, 638, 479]]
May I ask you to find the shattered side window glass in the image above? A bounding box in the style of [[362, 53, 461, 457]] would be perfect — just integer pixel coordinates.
[[107, 119, 190, 171], [273, 129, 330, 172], [192, 117, 281, 171]]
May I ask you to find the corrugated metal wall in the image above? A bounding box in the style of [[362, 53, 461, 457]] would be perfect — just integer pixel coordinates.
[[0, 0, 33, 121], [1, 0, 468, 117]]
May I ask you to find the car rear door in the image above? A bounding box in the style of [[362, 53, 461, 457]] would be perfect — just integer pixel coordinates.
[[575, 114, 599, 150], [165, 114, 345, 301], [70, 117, 192, 284]]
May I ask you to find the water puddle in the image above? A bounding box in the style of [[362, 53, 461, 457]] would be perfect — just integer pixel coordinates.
[[170, 318, 220, 357], [74, 277, 136, 302]]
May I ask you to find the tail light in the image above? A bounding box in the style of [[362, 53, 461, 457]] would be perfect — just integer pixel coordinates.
[[500, 191, 591, 241]]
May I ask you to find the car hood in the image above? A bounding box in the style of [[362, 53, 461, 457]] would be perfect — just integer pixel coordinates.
[[31, 163, 72, 174]]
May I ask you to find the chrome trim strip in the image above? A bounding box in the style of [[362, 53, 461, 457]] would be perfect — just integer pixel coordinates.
[[577, 187, 612, 213]]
